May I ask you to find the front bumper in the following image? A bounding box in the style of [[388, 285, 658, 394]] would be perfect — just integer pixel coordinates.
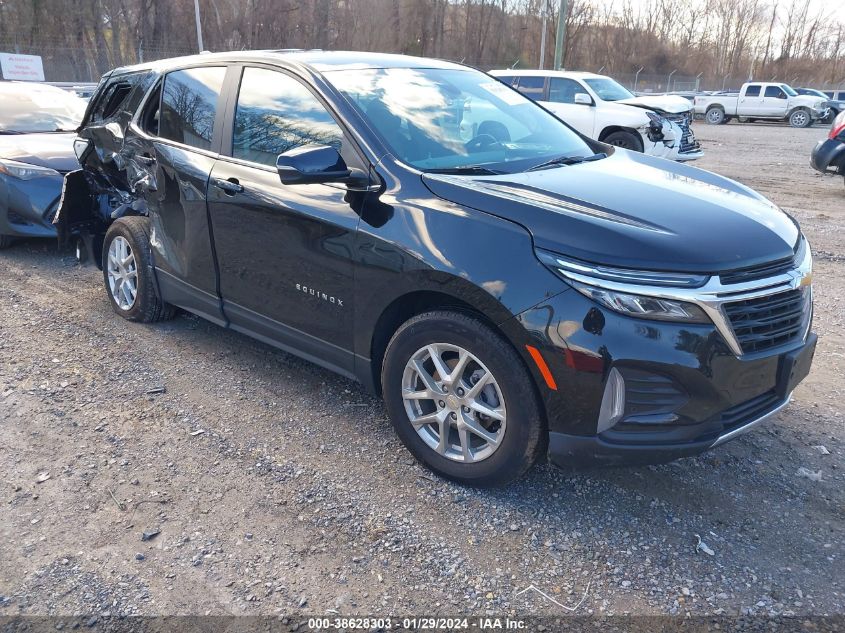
[[0, 172, 63, 238], [641, 118, 703, 162], [509, 284, 815, 467], [810, 138, 845, 174]]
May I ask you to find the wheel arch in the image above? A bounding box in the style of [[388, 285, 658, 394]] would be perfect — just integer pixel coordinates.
[[598, 125, 643, 143], [368, 290, 506, 397]]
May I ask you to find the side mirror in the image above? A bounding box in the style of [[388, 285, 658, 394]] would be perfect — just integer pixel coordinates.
[[574, 93, 592, 105], [276, 144, 351, 185]]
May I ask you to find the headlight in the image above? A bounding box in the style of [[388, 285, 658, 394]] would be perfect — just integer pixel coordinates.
[[0, 159, 61, 180], [536, 249, 711, 323], [574, 284, 709, 323]]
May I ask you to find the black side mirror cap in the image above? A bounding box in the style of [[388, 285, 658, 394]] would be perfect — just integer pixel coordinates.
[[276, 144, 353, 185]]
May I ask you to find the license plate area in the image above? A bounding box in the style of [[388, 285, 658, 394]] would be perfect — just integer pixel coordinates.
[[777, 334, 817, 397]]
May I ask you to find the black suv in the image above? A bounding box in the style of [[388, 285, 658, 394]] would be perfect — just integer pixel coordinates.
[[57, 51, 815, 486]]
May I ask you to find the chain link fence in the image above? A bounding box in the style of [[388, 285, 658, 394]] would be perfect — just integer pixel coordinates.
[[3, 42, 845, 95]]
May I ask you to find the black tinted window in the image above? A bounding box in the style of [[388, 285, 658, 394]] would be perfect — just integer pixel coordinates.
[[495, 75, 516, 86], [159, 66, 226, 150], [764, 86, 785, 98], [515, 76, 546, 100], [232, 67, 343, 167], [745, 85, 761, 97], [548, 78, 582, 104]]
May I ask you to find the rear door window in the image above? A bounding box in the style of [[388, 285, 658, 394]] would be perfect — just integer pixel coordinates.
[[159, 66, 226, 151], [744, 85, 761, 97], [514, 76, 547, 101], [548, 78, 583, 104], [231, 66, 344, 167]]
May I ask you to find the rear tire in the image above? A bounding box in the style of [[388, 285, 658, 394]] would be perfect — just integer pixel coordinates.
[[603, 130, 644, 152], [102, 217, 175, 323], [382, 311, 545, 487], [706, 107, 726, 125]]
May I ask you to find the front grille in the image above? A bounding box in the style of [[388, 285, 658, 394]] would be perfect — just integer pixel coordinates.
[[720, 256, 796, 284], [665, 112, 700, 154], [724, 288, 809, 354]]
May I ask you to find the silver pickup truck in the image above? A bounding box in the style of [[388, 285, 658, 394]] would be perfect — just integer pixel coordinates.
[[694, 82, 828, 127]]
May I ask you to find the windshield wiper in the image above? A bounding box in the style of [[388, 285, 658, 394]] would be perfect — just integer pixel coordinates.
[[425, 165, 504, 175], [526, 152, 606, 172]]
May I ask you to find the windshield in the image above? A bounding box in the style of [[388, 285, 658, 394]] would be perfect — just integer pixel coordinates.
[[326, 67, 593, 173], [0, 84, 86, 133], [781, 84, 798, 97], [583, 77, 635, 102]]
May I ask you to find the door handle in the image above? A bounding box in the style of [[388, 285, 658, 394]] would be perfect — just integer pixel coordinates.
[[214, 178, 244, 195]]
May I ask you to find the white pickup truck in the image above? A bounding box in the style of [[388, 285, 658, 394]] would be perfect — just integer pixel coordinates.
[[694, 82, 829, 127], [490, 70, 702, 161]]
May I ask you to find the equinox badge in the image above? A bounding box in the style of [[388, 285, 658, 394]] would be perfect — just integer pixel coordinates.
[[296, 283, 344, 307]]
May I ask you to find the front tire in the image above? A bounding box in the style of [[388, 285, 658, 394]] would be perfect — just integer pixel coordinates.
[[603, 130, 644, 152], [382, 311, 545, 487], [102, 217, 175, 322], [789, 108, 812, 128]]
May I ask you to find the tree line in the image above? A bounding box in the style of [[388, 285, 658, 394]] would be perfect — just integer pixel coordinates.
[[0, 0, 842, 89]]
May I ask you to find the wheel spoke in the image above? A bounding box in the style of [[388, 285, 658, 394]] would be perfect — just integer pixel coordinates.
[[461, 411, 500, 446], [468, 397, 505, 421], [466, 371, 490, 399], [426, 344, 451, 381], [409, 410, 443, 429], [448, 349, 471, 384], [403, 387, 436, 401], [411, 359, 442, 395], [121, 253, 134, 268], [458, 427, 472, 461], [436, 415, 451, 455]]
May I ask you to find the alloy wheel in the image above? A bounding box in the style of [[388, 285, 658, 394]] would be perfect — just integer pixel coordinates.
[[791, 111, 808, 127], [107, 236, 138, 310], [401, 343, 507, 463]]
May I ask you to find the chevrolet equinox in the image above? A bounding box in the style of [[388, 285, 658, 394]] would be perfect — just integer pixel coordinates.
[[56, 51, 816, 486]]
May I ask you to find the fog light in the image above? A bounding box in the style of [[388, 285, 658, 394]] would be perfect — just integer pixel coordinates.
[[597, 367, 625, 433]]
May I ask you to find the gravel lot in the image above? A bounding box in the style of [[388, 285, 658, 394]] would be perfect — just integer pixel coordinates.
[[0, 122, 842, 623]]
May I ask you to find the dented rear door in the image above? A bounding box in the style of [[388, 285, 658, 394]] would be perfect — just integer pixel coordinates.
[[132, 66, 229, 325]]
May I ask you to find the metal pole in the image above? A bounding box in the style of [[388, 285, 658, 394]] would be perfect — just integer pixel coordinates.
[[539, 12, 547, 69], [553, 0, 567, 70], [666, 69, 676, 94], [634, 66, 644, 91], [194, 0, 204, 53], [722, 74, 730, 92], [695, 72, 703, 92]]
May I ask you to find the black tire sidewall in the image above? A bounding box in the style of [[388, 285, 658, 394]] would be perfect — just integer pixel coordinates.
[[605, 131, 643, 152], [382, 312, 544, 486], [102, 217, 159, 322]]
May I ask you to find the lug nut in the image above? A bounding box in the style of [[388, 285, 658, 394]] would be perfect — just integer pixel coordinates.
[[463, 406, 470, 412], [457, 388, 464, 396], [438, 400, 445, 408], [450, 412, 457, 420]]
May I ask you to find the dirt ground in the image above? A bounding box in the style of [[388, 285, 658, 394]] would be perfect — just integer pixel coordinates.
[[0, 121, 842, 623]]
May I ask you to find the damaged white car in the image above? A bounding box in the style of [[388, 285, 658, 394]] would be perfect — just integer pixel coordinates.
[[490, 70, 702, 161]]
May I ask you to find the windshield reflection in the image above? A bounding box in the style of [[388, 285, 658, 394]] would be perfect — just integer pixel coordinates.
[[326, 67, 591, 173]]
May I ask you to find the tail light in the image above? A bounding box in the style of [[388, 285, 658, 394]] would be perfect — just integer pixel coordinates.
[[829, 111, 845, 140]]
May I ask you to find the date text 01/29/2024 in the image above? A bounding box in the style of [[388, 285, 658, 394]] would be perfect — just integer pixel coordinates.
[[306, 617, 527, 630]]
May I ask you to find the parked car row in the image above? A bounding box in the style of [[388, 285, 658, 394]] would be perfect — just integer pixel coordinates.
[[491, 70, 702, 161], [3, 53, 817, 486]]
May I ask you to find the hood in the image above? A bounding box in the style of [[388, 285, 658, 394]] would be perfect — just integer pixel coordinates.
[[422, 150, 799, 274], [0, 132, 78, 172], [616, 94, 692, 115], [793, 95, 826, 108]]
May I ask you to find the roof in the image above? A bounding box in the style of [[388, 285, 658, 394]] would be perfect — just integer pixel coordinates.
[[489, 69, 606, 80], [109, 50, 469, 77]]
